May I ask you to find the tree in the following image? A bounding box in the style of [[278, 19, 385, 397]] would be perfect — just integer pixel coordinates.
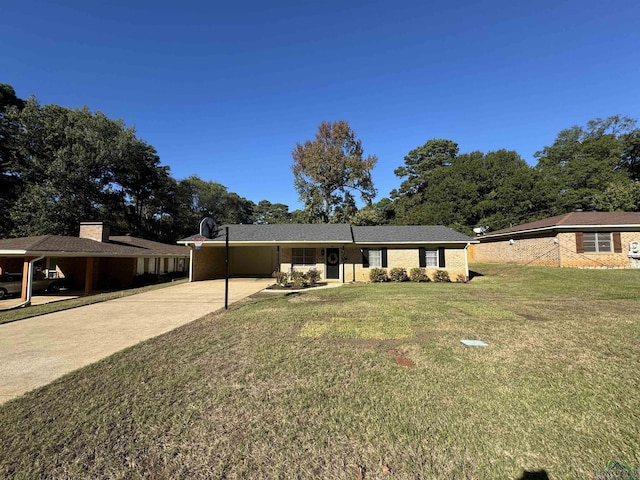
[[391, 141, 541, 232], [620, 128, 640, 181], [534, 115, 635, 214], [180, 175, 255, 226], [0, 84, 26, 236], [392, 139, 459, 202], [292, 120, 377, 223], [592, 181, 640, 212], [8, 100, 135, 236], [252, 200, 291, 224]]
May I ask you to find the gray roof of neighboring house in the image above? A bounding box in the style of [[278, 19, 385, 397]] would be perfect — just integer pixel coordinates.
[[481, 212, 640, 239], [0, 235, 189, 257], [351, 225, 475, 243], [180, 224, 475, 245]]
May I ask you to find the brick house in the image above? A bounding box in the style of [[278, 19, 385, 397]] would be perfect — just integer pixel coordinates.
[[470, 212, 640, 268], [0, 222, 189, 303], [180, 224, 476, 282]]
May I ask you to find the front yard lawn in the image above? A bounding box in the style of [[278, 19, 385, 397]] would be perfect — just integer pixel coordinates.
[[1, 264, 638, 479]]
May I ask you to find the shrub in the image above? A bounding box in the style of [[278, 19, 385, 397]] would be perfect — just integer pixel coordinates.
[[306, 268, 322, 285], [389, 267, 409, 282], [433, 269, 451, 283], [290, 270, 308, 288], [455, 273, 468, 283], [273, 271, 288, 287], [409, 267, 430, 282], [369, 268, 388, 283]]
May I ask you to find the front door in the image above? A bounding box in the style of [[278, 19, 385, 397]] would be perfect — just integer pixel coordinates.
[[326, 248, 340, 280]]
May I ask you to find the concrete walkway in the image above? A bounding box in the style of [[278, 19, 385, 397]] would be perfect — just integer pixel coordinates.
[[0, 278, 273, 405]]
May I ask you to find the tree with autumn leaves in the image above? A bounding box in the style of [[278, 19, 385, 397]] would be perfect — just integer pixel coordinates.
[[292, 120, 377, 223]]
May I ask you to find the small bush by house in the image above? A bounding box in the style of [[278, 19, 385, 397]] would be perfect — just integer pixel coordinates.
[[306, 268, 321, 285], [369, 268, 388, 283], [409, 267, 430, 282], [273, 271, 288, 287], [389, 267, 409, 282], [290, 270, 308, 288], [433, 270, 451, 283]]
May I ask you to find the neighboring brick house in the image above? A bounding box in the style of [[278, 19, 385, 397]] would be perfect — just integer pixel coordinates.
[[470, 212, 640, 268], [0, 222, 189, 303], [180, 224, 476, 282]]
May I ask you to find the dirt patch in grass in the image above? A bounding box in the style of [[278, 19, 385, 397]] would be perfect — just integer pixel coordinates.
[[388, 349, 416, 368], [287, 294, 346, 304]]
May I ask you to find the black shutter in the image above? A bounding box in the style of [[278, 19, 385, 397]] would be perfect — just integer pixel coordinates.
[[381, 248, 388, 268], [438, 248, 446, 268], [419, 247, 426, 268], [362, 248, 369, 268]]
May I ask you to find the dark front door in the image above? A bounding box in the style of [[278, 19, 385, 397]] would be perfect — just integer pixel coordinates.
[[326, 248, 340, 280]]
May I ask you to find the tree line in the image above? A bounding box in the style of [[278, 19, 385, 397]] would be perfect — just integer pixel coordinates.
[[2, 82, 639, 242]]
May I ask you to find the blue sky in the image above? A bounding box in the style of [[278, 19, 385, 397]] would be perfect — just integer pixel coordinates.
[[3, 0, 639, 209]]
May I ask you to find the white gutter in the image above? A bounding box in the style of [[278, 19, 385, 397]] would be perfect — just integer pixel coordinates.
[[464, 242, 471, 280]]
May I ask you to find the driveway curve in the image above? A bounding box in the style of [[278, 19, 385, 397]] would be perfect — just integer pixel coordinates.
[[0, 278, 273, 404]]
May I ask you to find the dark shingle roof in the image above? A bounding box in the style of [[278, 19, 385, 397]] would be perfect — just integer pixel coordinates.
[[0, 235, 189, 256], [484, 212, 640, 238], [180, 224, 474, 244], [181, 224, 354, 243], [109, 235, 189, 255], [352, 226, 475, 243]]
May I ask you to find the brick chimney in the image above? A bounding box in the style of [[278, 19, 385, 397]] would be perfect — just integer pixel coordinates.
[[79, 221, 110, 243]]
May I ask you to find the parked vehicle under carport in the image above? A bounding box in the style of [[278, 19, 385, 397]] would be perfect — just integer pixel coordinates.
[[0, 273, 67, 299]]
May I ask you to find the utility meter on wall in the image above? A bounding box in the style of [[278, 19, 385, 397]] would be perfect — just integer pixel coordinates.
[[630, 241, 640, 254]]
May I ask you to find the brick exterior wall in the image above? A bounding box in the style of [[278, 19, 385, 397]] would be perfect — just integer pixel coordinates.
[[278, 245, 469, 282], [558, 232, 638, 268], [471, 230, 640, 268], [471, 234, 560, 266]]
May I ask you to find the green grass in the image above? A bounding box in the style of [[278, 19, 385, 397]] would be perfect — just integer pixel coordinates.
[[0, 279, 188, 325], [1, 265, 639, 479]]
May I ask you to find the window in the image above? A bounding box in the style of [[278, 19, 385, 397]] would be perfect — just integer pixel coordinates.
[[362, 248, 387, 268], [419, 247, 445, 268], [292, 248, 316, 266], [368, 249, 382, 267], [583, 232, 612, 253], [424, 249, 438, 267]]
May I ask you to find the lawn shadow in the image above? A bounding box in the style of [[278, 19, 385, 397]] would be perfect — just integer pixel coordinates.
[[469, 270, 484, 281], [516, 469, 549, 480]]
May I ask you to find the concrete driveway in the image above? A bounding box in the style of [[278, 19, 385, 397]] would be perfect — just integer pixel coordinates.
[[0, 278, 273, 405]]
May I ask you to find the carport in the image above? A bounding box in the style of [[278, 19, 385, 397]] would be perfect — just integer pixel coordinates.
[[189, 245, 278, 280], [0, 222, 189, 305]]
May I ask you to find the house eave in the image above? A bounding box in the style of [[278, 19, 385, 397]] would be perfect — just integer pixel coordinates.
[[480, 224, 640, 240], [0, 250, 188, 258], [355, 240, 479, 245], [178, 240, 477, 247]]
